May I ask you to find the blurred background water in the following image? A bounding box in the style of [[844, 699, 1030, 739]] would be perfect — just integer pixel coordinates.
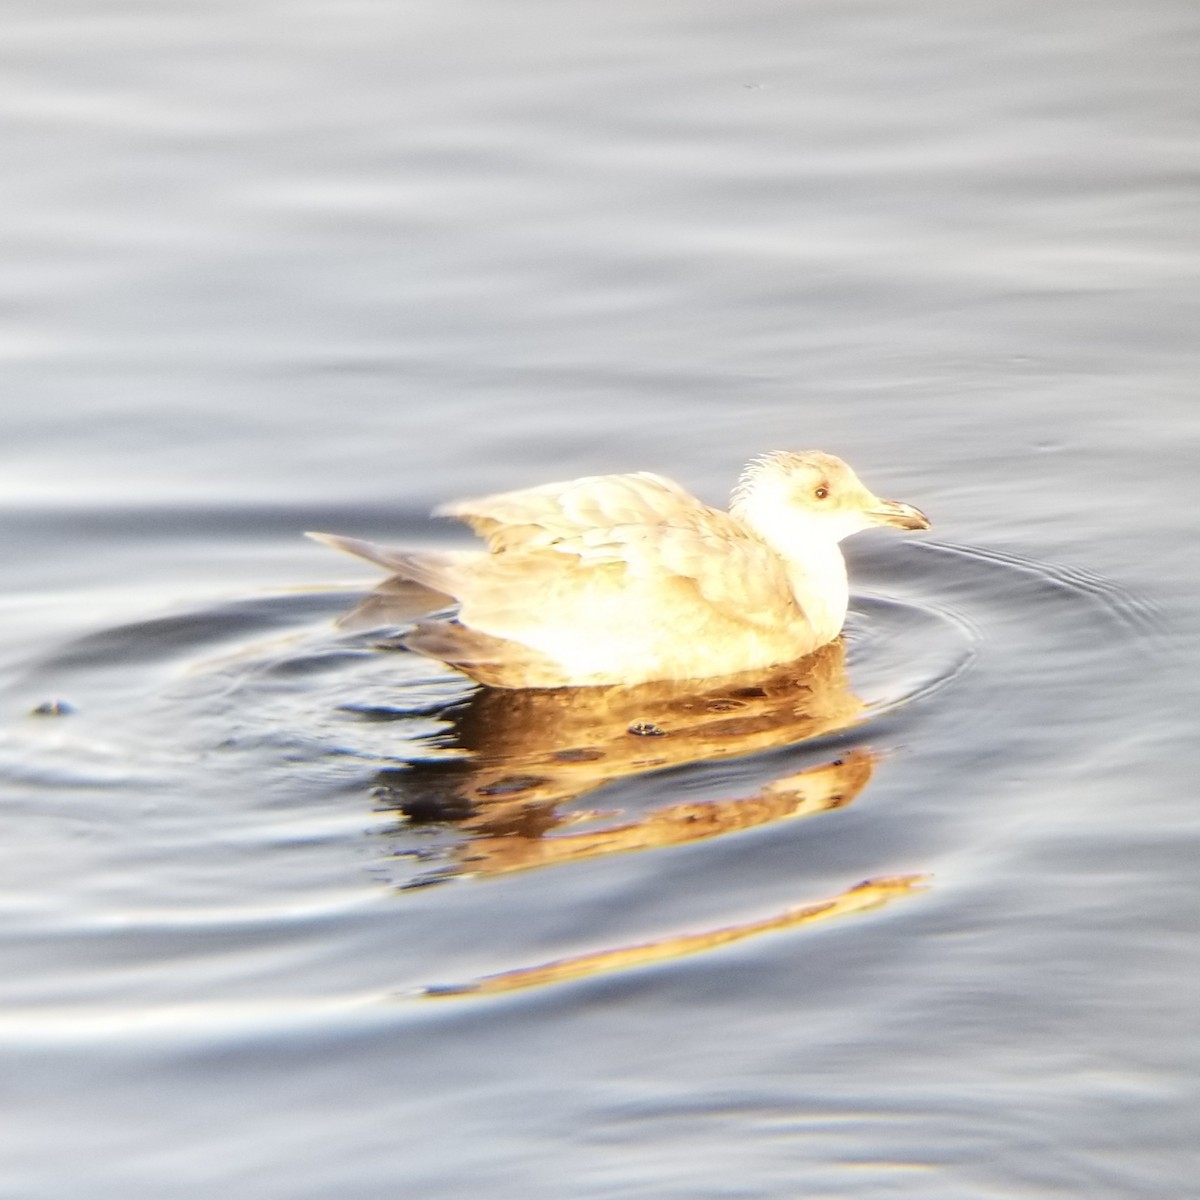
[[1, 1, 1198, 1196]]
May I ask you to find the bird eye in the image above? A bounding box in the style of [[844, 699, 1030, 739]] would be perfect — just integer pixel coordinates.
[[814, 486, 829, 500]]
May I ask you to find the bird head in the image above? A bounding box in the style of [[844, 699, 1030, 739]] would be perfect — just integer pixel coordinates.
[[730, 450, 930, 546]]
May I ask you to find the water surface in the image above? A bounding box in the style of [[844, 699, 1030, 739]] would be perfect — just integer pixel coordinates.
[[1, 2, 1198, 1197]]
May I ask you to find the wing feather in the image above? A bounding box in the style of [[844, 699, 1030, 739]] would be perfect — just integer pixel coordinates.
[[436, 472, 698, 551], [546, 521, 800, 629], [325, 473, 805, 648], [441, 475, 802, 633]]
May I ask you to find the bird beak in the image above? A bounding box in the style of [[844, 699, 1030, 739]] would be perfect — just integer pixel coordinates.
[[867, 498, 931, 531]]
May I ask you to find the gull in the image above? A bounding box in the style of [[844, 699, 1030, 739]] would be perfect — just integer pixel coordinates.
[[308, 450, 929, 688]]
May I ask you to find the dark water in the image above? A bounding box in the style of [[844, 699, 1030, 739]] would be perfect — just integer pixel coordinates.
[[2, 2, 1198, 1196]]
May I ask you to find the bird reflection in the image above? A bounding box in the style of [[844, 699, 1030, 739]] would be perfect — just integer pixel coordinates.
[[371, 637, 878, 885], [335, 608, 932, 994]]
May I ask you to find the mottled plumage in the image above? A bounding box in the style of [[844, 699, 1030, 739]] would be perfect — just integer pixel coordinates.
[[309, 450, 929, 687]]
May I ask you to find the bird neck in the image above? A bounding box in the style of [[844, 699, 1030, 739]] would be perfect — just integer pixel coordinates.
[[731, 495, 850, 640], [782, 542, 849, 643]]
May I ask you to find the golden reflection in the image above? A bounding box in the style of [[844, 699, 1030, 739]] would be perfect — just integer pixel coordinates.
[[456, 747, 875, 876], [421, 874, 929, 997], [373, 639, 875, 883], [355, 634, 931, 996]]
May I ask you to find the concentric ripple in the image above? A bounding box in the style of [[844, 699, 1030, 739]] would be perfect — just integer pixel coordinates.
[[0, 533, 1161, 1022]]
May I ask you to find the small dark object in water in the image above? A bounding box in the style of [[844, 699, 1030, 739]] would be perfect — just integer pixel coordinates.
[[31, 699, 75, 717], [552, 746, 606, 762], [474, 774, 548, 797], [627, 721, 666, 737]]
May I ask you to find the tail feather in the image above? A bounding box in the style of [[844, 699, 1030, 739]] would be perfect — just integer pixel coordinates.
[[333, 579, 456, 629], [404, 621, 567, 688], [306, 531, 420, 573], [309, 531, 570, 685], [306, 531, 462, 597]]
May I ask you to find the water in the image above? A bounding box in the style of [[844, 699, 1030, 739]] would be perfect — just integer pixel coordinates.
[[2, 1, 1198, 1195]]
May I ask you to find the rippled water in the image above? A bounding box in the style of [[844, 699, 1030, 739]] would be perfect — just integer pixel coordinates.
[[2, 2, 1198, 1197]]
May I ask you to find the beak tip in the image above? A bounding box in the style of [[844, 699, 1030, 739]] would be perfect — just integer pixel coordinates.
[[872, 501, 931, 532]]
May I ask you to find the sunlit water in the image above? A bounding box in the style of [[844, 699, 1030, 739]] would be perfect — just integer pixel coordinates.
[[2, 2, 1198, 1197]]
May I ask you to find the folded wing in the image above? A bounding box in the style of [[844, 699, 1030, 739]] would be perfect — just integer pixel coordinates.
[[441, 472, 802, 632]]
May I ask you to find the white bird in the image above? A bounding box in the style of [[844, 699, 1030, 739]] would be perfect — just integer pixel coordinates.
[[309, 450, 929, 688]]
